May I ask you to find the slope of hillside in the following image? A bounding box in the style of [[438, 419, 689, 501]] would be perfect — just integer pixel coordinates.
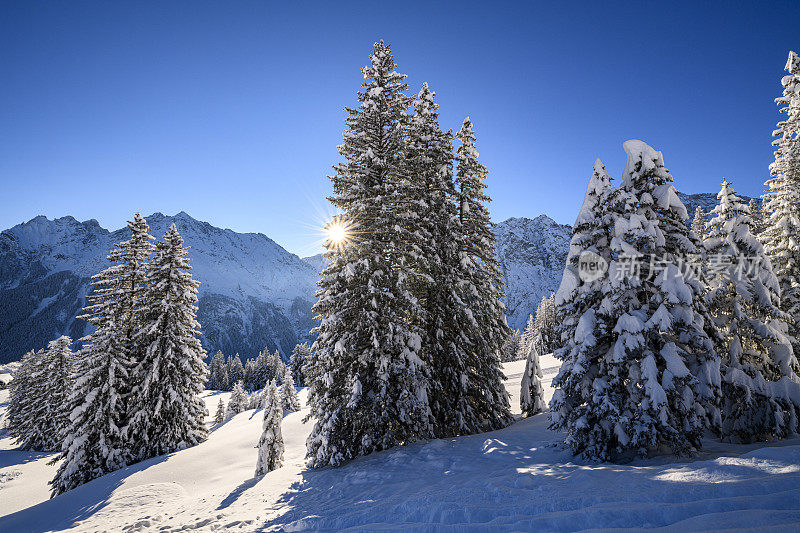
[[1, 359, 798, 532], [0, 213, 318, 363]]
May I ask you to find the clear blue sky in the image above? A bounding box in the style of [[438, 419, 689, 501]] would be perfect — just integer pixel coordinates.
[[1, 1, 797, 256]]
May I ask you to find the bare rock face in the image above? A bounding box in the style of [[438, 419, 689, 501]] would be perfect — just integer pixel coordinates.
[[494, 215, 572, 331]]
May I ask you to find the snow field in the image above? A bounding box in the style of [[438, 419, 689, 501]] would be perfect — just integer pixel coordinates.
[[0, 356, 798, 532]]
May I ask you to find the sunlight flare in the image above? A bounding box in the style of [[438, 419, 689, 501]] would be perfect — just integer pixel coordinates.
[[327, 221, 347, 244]]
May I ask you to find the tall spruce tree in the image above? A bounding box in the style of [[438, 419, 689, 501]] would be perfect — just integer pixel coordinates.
[[519, 315, 537, 362], [105, 213, 155, 451], [705, 180, 800, 442], [533, 294, 558, 354], [244, 359, 257, 391], [7, 349, 51, 451], [747, 199, 764, 236], [521, 341, 546, 417], [127, 224, 208, 460], [214, 398, 226, 425], [273, 350, 287, 385], [691, 206, 707, 241], [452, 116, 513, 433], [603, 140, 718, 458], [226, 381, 248, 418], [762, 51, 800, 349], [227, 354, 245, 388], [111, 213, 154, 368], [255, 380, 284, 476], [647, 149, 722, 432], [5, 350, 33, 444], [50, 255, 134, 496], [26, 350, 52, 450], [42, 336, 74, 451], [548, 160, 615, 458], [289, 343, 311, 387], [9, 342, 75, 453], [500, 329, 523, 362], [207, 351, 227, 390], [306, 41, 432, 467], [551, 143, 721, 461], [281, 365, 301, 412], [406, 83, 492, 437], [257, 349, 281, 387]]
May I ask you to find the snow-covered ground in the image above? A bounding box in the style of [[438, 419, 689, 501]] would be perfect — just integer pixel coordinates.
[[1, 356, 799, 532]]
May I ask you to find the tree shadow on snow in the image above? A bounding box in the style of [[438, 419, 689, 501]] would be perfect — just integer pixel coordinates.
[[0, 448, 55, 468], [0, 453, 171, 532], [255, 416, 800, 531], [217, 476, 261, 510]]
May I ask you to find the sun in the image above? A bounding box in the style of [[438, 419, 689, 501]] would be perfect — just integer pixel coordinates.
[[326, 221, 348, 245]]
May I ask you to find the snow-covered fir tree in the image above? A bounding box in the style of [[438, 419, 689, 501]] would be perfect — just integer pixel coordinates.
[[533, 293, 558, 355], [28, 349, 56, 450], [127, 224, 208, 460], [248, 392, 261, 410], [280, 365, 301, 411], [500, 330, 524, 362], [548, 159, 614, 459], [301, 346, 319, 394], [407, 82, 504, 437], [602, 141, 718, 458], [42, 336, 74, 451], [50, 250, 136, 496], [110, 213, 154, 377], [251, 349, 282, 387], [649, 152, 723, 434], [101, 213, 156, 452], [226, 381, 248, 418], [551, 143, 720, 461], [257, 381, 271, 409], [274, 351, 287, 385], [214, 398, 225, 425], [747, 199, 764, 236], [762, 51, 800, 351], [243, 359, 257, 390], [691, 206, 707, 241], [305, 41, 432, 467], [6, 349, 50, 451], [4, 351, 30, 440], [253, 349, 273, 388], [289, 343, 311, 387], [255, 380, 284, 476], [207, 351, 227, 390], [705, 180, 800, 442], [452, 116, 513, 432], [227, 354, 245, 388], [520, 341, 546, 417], [518, 315, 537, 361]]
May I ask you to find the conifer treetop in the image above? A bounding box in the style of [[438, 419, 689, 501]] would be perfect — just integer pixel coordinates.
[[785, 50, 799, 75]]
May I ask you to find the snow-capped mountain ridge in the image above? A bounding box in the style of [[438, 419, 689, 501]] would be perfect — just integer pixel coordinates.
[[0, 212, 318, 363], [494, 214, 572, 330], [0, 191, 741, 363], [677, 191, 759, 218]]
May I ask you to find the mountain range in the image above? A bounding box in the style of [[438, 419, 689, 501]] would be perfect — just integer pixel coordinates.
[[0, 212, 318, 364], [0, 192, 756, 363]]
